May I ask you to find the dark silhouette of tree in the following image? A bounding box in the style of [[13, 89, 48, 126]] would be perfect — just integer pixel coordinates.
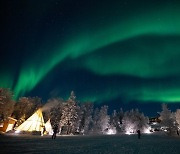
[[12, 96, 42, 126], [0, 88, 15, 122]]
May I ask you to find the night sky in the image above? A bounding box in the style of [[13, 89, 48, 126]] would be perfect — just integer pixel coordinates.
[[1, 0, 180, 116]]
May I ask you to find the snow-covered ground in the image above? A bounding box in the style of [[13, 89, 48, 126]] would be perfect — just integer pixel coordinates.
[[0, 133, 180, 154]]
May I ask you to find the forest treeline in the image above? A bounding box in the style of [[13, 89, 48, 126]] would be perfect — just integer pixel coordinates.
[[1, 88, 180, 135]]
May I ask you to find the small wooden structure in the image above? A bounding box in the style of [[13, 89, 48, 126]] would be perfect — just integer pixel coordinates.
[[0, 117, 17, 132]]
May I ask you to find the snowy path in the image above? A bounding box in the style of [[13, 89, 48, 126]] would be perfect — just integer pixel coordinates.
[[0, 134, 180, 154]]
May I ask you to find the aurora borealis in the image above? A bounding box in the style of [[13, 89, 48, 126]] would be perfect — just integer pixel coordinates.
[[1, 0, 180, 115]]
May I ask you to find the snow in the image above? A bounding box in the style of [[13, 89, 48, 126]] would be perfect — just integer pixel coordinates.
[[0, 133, 180, 154]]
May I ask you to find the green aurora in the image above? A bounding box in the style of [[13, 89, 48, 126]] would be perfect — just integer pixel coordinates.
[[1, 0, 180, 104]]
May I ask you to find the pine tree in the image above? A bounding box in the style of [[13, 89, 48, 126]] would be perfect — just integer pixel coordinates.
[[91, 107, 100, 134], [109, 110, 118, 134], [119, 108, 124, 125], [159, 104, 177, 135], [110, 110, 117, 128], [48, 98, 63, 129], [116, 108, 124, 133], [175, 109, 180, 128], [79, 103, 93, 134], [123, 110, 135, 134], [60, 91, 79, 135], [93, 106, 110, 134]]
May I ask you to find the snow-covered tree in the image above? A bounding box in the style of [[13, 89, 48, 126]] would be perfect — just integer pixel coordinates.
[[175, 109, 180, 129], [91, 107, 100, 134], [0, 88, 15, 122], [109, 110, 118, 134], [99, 106, 110, 133], [92, 106, 110, 134], [79, 103, 93, 134], [119, 108, 124, 125], [123, 109, 149, 134], [123, 110, 135, 134], [110, 110, 120, 133], [160, 104, 177, 135], [47, 98, 63, 129], [112, 108, 124, 133], [110, 110, 118, 128], [60, 91, 80, 135]]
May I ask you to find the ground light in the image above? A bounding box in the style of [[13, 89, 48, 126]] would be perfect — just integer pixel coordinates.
[[143, 128, 152, 134], [15, 130, 20, 133], [106, 128, 116, 135]]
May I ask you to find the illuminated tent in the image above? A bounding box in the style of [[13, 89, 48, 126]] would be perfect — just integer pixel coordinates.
[[45, 119, 53, 135], [15, 109, 45, 133]]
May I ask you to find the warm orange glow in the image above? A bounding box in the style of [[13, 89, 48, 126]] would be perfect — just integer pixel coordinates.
[[15, 109, 45, 132]]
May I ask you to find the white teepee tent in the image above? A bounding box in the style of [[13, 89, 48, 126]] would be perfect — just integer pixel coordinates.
[[15, 108, 45, 133], [45, 119, 53, 135]]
